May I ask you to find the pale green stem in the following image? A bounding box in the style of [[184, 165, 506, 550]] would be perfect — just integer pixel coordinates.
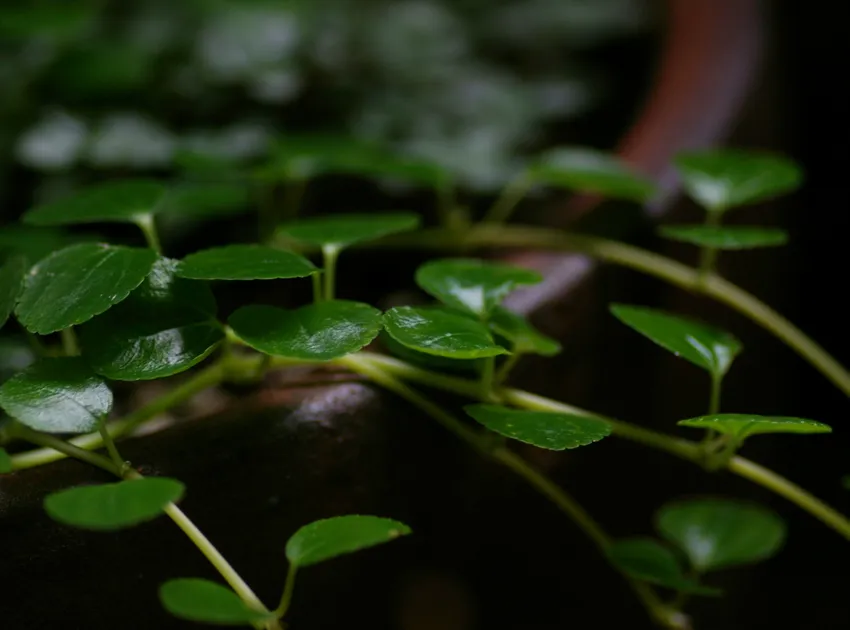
[[698, 210, 723, 284], [98, 422, 126, 471], [312, 272, 324, 304], [495, 351, 522, 384], [274, 564, 298, 619], [481, 173, 533, 224], [134, 213, 162, 254], [322, 246, 339, 301], [480, 356, 496, 397], [61, 327, 79, 356]]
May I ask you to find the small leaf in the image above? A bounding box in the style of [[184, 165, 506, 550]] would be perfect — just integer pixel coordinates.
[[160, 579, 273, 626], [0, 256, 27, 330], [383, 306, 508, 360], [608, 538, 720, 596], [177, 245, 317, 281], [674, 149, 803, 212], [610, 304, 742, 378], [44, 477, 184, 531], [78, 259, 223, 381], [277, 213, 421, 250], [656, 498, 787, 572], [0, 357, 111, 433], [15, 243, 158, 334], [659, 225, 788, 249], [415, 259, 542, 318], [229, 301, 382, 361], [488, 306, 561, 356], [677, 413, 831, 442], [0, 447, 12, 473], [530, 147, 655, 202], [286, 515, 412, 568], [160, 182, 252, 219], [464, 404, 610, 450], [22, 180, 167, 226]]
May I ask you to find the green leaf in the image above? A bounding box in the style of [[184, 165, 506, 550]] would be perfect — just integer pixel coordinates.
[[608, 538, 721, 596], [286, 515, 412, 568], [656, 498, 787, 572], [677, 413, 831, 442], [415, 259, 542, 318], [160, 183, 252, 219], [674, 149, 803, 212], [383, 306, 508, 360], [277, 213, 421, 250], [658, 225, 789, 249], [177, 245, 317, 281], [0, 357, 111, 433], [22, 180, 167, 226], [464, 404, 610, 450], [488, 306, 561, 356], [0, 226, 100, 263], [0, 5, 94, 38], [530, 147, 655, 202], [78, 259, 223, 381], [15, 244, 157, 335], [229, 301, 382, 361], [44, 477, 184, 531], [610, 304, 742, 378], [0, 256, 27, 331], [159, 579, 273, 626], [0, 447, 11, 473]]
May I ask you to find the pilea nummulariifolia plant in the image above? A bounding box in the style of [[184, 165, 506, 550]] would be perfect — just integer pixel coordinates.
[[0, 140, 847, 629]]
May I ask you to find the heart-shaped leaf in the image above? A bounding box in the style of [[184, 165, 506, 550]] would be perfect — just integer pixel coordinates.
[[383, 306, 508, 360], [677, 413, 831, 442], [286, 515, 412, 568], [0, 255, 27, 330], [674, 149, 803, 212], [159, 579, 274, 626], [464, 404, 610, 450], [415, 259, 542, 318], [277, 213, 421, 250], [177, 245, 317, 281], [159, 182, 252, 219], [656, 498, 787, 572], [15, 243, 157, 334], [529, 147, 655, 202], [0, 357, 111, 433], [608, 538, 720, 596], [229, 301, 382, 361], [22, 180, 167, 226], [0, 447, 12, 473], [44, 477, 184, 531], [488, 306, 561, 356], [610, 304, 742, 378], [659, 225, 789, 249], [78, 259, 223, 381]]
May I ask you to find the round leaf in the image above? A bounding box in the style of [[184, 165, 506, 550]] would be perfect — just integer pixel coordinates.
[[177, 245, 317, 281], [464, 404, 610, 450], [415, 258, 542, 318], [0, 447, 12, 473], [610, 304, 742, 377], [286, 515, 412, 568], [383, 306, 508, 360], [15, 243, 158, 334], [160, 579, 273, 626], [658, 225, 788, 250], [23, 180, 167, 226], [608, 538, 720, 596], [0, 357, 111, 433], [229, 301, 382, 361], [677, 413, 831, 442], [277, 213, 421, 250], [488, 306, 561, 356], [529, 147, 655, 202], [656, 498, 787, 572], [79, 259, 223, 381], [674, 149, 803, 212], [44, 477, 184, 531], [0, 255, 27, 330]]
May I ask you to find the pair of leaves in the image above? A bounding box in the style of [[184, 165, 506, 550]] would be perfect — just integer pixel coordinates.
[[161, 515, 411, 626]]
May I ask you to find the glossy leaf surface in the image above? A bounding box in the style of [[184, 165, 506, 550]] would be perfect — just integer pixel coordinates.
[[659, 225, 788, 249], [15, 243, 157, 334], [0, 256, 27, 330], [277, 213, 421, 250], [677, 413, 831, 441], [656, 498, 787, 572], [383, 306, 508, 360], [608, 538, 720, 596], [23, 180, 166, 226], [489, 306, 561, 356], [286, 515, 412, 568], [44, 478, 184, 531], [0, 357, 111, 433], [177, 245, 317, 281], [229, 301, 382, 361], [159, 579, 273, 626], [464, 404, 610, 450]]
